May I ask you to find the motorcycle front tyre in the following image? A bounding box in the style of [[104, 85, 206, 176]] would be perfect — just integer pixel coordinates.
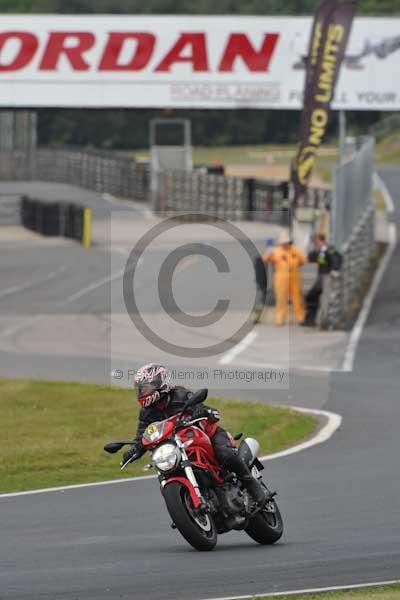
[[163, 481, 217, 551]]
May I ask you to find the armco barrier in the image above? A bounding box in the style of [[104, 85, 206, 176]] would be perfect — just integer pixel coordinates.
[[20, 196, 91, 246]]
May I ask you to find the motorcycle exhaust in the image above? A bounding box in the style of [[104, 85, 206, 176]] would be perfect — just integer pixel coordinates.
[[238, 437, 260, 467]]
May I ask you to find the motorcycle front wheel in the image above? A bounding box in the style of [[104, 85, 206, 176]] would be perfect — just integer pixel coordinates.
[[163, 481, 217, 551], [244, 497, 283, 544]]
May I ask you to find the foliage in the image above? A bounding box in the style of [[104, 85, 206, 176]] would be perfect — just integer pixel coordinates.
[[1, 0, 400, 15]]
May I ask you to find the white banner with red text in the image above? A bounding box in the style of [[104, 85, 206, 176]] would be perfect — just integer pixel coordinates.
[[0, 15, 399, 109]]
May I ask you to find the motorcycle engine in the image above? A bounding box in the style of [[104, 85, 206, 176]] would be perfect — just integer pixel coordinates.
[[219, 483, 249, 530]]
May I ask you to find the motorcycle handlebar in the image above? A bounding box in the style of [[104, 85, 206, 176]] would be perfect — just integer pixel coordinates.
[[175, 416, 208, 431]]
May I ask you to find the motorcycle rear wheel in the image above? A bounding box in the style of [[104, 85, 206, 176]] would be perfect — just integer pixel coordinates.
[[244, 497, 283, 544], [163, 481, 217, 551]]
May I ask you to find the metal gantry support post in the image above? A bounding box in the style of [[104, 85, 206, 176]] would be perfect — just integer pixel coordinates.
[[338, 110, 347, 167]]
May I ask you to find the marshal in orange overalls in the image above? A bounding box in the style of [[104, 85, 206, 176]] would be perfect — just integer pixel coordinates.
[[263, 236, 306, 325]]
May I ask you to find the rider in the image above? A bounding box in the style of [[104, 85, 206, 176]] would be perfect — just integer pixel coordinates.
[[122, 363, 267, 505]]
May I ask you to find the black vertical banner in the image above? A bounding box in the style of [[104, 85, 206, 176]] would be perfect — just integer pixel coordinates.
[[291, 0, 357, 205]]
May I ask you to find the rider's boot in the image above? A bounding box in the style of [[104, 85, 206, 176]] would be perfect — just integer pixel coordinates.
[[226, 454, 267, 506]]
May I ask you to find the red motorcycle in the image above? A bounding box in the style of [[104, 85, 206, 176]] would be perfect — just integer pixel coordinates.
[[104, 389, 283, 551]]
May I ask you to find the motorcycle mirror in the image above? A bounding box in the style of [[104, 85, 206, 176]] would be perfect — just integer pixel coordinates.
[[104, 441, 128, 454], [186, 388, 208, 408]]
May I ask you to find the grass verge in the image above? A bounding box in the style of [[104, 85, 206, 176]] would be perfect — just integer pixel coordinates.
[[375, 130, 400, 165], [132, 143, 335, 168], [0, 378, 316, 493], [252, 583, 400, 600]]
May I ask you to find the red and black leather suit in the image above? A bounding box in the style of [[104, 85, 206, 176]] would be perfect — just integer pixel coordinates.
[[126, 386, 267, 505], [131, 387, 235, 469]]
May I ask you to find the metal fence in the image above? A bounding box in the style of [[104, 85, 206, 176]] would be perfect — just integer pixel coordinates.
[[0, 148, 149, 202], [155, 170, 244, 220], [331, 136, 374, 249], [369, 114, 400, 141], [0, 110, 37, 151], [0, 148, 331, 225], [319, 137, 376, 329], [155, 170, 330, 223]]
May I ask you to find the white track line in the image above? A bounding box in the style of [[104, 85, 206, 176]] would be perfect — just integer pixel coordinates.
[[342, 220, 397, 371], [342, 173, 397, 371], [200, 579, 399, 600], [103, 192, 153, 218], [259, 406, 342, 461], [219, 331, 258, 365], [65, 267, 125, 303], [0, 314, 45, 339], [0, 474, 154, 499], [0, 266, 66, 301], [1, 266, 67, 337], [65, 253, 143, 302], [176, 256, 200, 273], [237, 358, 335, 374], [1, 268, 125, 336], [0, 406, 340, 499], [374, 172, 395, 212]]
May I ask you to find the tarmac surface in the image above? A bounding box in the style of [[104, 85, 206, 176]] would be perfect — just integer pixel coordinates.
[[0, 168, 399, 599], [0, 182, 346, 393]]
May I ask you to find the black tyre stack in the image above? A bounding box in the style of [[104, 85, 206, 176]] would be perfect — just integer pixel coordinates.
[[20, 196, 85, 242]]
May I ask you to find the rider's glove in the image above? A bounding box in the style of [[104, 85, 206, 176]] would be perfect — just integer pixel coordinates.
[[206, 408, 220, 423], [191, 405, 219, 421], [121, 443, 141, 467]]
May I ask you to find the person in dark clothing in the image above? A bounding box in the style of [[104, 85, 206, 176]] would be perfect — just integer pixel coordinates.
[[254, 254, 268, 306], [303, 233, 342, 326], [122, 363, 267, 505]]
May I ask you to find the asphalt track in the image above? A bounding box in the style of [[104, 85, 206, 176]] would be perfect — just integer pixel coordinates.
[[1, 168, 400, 599]]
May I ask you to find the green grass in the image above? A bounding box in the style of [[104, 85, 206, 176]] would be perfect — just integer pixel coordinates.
[[132, 144, 296, 165], [375, 189, 386, 212], [132, 143, 335, 187], [0, 378, 316, 493], [253, 583, 400, 600], [132, 143, 336, 167], [315, 162, 333, 184], [375, 130, 400, 165], [132, 127, 399, 170], [192, 144, 296, 165]]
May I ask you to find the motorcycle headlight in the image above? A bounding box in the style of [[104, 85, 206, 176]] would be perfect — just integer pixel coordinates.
[[152, 443, 181, 472]]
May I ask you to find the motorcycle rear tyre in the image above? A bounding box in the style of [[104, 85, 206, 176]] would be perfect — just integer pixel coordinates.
[[244, 498, 283, 544]]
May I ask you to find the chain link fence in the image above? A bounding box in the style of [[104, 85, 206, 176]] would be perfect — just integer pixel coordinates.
[[369, 114, 400, 140], [0, 147, 331, 228], [0, 110, 37, 151], [319, 137, 376, 329], [331, 136, 374, 249], [155, 169, 330, 224], [0, 148, 149, 202]]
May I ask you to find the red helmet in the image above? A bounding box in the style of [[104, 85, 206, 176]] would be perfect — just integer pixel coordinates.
[[134, 364, 172, 408]]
